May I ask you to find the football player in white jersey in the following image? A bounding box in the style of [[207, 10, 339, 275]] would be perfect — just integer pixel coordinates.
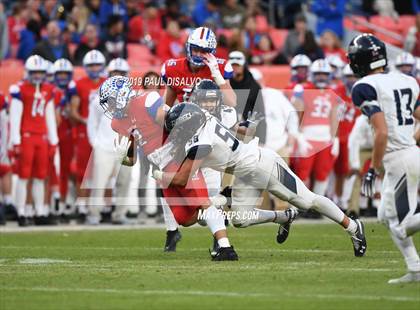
[[348, 33, 420, 283], [153, 103, 367, 256]]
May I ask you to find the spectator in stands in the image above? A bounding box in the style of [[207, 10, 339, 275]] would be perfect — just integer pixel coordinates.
[[294, 31, 324, 61], [17, 18, 42, 60], [31, 20, 70, 62], [104, 14, 127, 59], [192, 0, 222, 27], [74, 23, 108, 65], [40, 0, 61, 26], [220, 0, 247, 29], [405, 13, 420, 57], [242, 15, 262, 52], [157, 20, 184, 61], [283, 13, 310, 63], [373, 0, 398, 18], [161, 0, 191, 29], [99, 0, 128, 28], [87, 0, 101, 26], [26, 0, 43, 23], [319, 30, 346, 61], [250, 34, 278, 65], [126, 0, 140, 19], [128, 2, 162, 52], [67, 0, 91, 43], [311, 0, 345, 39], [228, 51, 267, 144], [0, 2, 7, 60], [215, 34, 230, 59], [7, 2, 28, 58]]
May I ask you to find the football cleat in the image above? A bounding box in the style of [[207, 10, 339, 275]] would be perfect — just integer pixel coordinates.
[[164, 229, 182, 252], [351, 219, 367, 257], [0, 204, 5, 225], [17, 216, 28, 227], [211, 246, 238, 261], [388, 272, 420, 284], [209, 237, 220, 257], [277, 207, 299, 244]]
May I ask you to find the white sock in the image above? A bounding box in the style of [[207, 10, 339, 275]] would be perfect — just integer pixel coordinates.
[[15, 179, 28, 217], [313, 180, 328, 196], [161, 200, 178, 231], [205, 205, 226, 235], [217, 237, 230, 248], [341, 176, 356, 210], [249, 208, 289, 225], [406, 213, 420, 237], [4, 194, 13, 205], [390, 234, 420, 272], [32, 179, 47, 216], [77, 198, 87, 214], [25, 204, 34, 217], [345, 219, 358, 235], [313, 195, 346, 224]]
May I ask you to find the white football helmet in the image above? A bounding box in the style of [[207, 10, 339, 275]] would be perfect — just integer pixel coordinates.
[[290, 54, 312, 83], [53, 58, 73, 88], [45, 60, 55, 82], [326, 55, 345, 79], [342, 64, 354, 76], [395, 52, 416, 76], [186, 27, 217, 66], [83, 50, 106, 79], [107, 58, 130, 76], [310, 59, 332, 89], [342, 64, 357, 91], [99, 76, 134, 119], [25, 55, 47, 84]]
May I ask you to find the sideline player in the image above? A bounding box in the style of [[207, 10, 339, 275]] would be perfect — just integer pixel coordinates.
[[154, 103, 366, 256], [70, 50, 107, 220], [99, 76, 238, 261], [348, 33, 420, 283], [9, 55, 58, 226]]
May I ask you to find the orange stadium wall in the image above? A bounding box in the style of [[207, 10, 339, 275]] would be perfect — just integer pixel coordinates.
[[0, 63, 291, 95]]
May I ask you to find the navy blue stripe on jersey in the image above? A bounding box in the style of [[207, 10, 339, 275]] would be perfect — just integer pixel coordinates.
[[146, 97, 163, 120], [352, 83, 382, 118], [394, 174, 409, 223], [415, 99, 420, 110], [187, 145, 212, 160], [10, 91, 20, 100], [223, 70, 233, 80], [161, 73, 167, 84], [276, 163, 297, 194]]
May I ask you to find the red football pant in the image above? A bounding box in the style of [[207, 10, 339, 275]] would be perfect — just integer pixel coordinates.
[[59, 130, 74, 197], [18, 134, 49, 179], [293, 144, 336, 182], [0, 164, 10, 177], [334, 139, 350, 176], [161, 162, 209, 225], [75, 133, 92, 184]]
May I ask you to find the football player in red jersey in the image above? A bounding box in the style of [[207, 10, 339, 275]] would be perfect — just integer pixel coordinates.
[[70, 50, 107, 219], [53, 58, 77, 220], [160, 27, 236, 250], [100, 76, 237, 260], [291, 59, 340, 202], [9, 55, 59, 226], [161, 26, 236, 107], [332, 64, 360, 210], [0, 92, 11, 224]]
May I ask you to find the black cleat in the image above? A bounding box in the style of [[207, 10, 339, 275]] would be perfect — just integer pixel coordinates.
[[17, 216, 28, 227], [211, 246, 238, 261], [34, 215, 58, 225], [0, 204, 5, 225], [164, 229, 182, 252], [351, 219, 367, 257], [209, 237, 220, 257], [277, 207, 298, 244]]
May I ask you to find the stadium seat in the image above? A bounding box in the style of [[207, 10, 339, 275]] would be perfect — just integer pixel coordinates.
[[255, 15, 269, 33], [370, 15, 402, 34], [127, 43, 156, 66], [343, 16, 370, 33], [217, 29, 235, 41], [398, 15, 416, 36], [269, 28, 288, 50]]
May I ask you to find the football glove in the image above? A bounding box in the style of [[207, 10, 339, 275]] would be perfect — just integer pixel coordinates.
[[203, 53, 225, 86], [361, 168, 378, 198], [114, 136, 131, 162]]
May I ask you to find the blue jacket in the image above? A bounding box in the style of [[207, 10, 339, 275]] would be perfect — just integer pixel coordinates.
[[312, 0, 345, 38]]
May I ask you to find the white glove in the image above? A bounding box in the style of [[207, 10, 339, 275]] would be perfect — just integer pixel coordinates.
[[203, 53, 225, 86], [331, 137, 340, 157], [295, 133, 313, 156], [152, 169, 163, 181], [114, 136, 131, 162]]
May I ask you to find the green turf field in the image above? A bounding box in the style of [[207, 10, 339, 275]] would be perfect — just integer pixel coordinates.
[[0, 222, 419, 310]]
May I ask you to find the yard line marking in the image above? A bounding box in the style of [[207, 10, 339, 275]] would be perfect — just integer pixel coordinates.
[[18, 258, 72, 265], [1, 286, 418, 302], [0, 245, 401, 254]]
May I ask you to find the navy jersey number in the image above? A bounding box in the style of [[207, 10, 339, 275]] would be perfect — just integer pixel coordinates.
[[215, 123, 239, 151], [394, 88, 414, 126]]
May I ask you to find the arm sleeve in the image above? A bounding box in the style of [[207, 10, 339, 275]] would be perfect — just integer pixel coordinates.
[[9, 98, 23, 146], [351, 83, 382, 118], [45, 100, 58, 145]]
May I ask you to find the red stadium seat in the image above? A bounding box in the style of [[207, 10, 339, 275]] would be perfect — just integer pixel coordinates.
[[217, 29, 235, 41], [255, 15, 269, 33], [127, 43, 156, 66], [343, 16, 370, 33], [370, 15, 402, 33], [374, 32, 403, 47], [269, 28, 288, 50], [398, 15, 416, 36]]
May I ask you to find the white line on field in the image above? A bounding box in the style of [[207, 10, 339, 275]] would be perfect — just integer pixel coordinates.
[[18, 258, 72, 265], [0, 286, 418, 302]]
